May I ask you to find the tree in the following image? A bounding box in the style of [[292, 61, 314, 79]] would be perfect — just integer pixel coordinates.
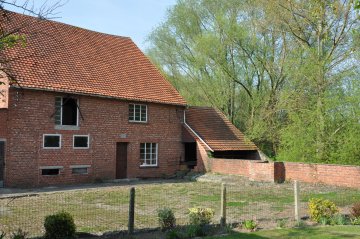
[[147, 0, 360, 164]]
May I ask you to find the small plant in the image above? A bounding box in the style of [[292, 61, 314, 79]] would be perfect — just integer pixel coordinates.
[[276, 219, 287, 229], [319, 216, 331, 225], [11, 229, 27, 239], [166, 227, 185, 239], [188, 207, 214, 226], [351, 202, 360, 218], [157, 207, 176, 231], [243, 219, 257, 231], [186, 224, 204, 237], [330, 214, 348, 225], [294, 220, 306, 228], [44, 211, 76, 239], [350, 217, 360, 225], [308, 198, 339, 223], [0, 231, 6, 239]]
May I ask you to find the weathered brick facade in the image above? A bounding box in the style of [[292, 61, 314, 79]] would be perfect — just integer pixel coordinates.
[[0, 88, 185, 187]]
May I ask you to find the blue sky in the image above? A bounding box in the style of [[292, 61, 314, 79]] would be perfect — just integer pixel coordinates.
[[4, 0, 177, 50]]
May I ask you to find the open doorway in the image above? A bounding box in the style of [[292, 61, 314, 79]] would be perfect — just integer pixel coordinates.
[[184, 142, 197, 169]]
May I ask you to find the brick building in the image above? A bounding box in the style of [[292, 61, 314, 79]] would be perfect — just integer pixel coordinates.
[[0, 11, 259, 188]]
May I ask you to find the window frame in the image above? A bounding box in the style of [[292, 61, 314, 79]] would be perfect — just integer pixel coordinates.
[[140, 143, 158, 167], [73, 135, 90, 149], [56, 97, 79, 126], [129, 103, 148, 123], [40, 166, 63, 176], [70, 165, 90, 175], [43, 134, 62, 149]]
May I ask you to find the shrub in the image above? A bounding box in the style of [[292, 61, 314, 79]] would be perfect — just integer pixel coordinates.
[[276, 219, 287, 229], [308, 198, 338, 223], [351, 217, 360, 225], [242, 219, 257, 231], [186, 224, 204, 237], [0, 231, 5, 239], [44, 211, 76, 239], [351, 202, 360, 218], [188, 207, 214, 226], [11, 229, 27, 239], [330, 214, 348, 225], [166, 228, 185, 239], [157, 207, 176, 231]]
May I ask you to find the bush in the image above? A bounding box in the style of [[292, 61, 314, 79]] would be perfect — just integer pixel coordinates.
[[0, 231, 5, 239], [11, 229, 27, 239], [308, 198, 338, 223], [188, 207, 214, 226], [157, 207, 176, 231], [44, 211, 76, 239], [351, 202, 360, 218], [330, 214, 348, 225], [242, 219, 257, 231], [351, 217, 360, 225], [186, 224, 204, 238], [166, 228, 185, 239]]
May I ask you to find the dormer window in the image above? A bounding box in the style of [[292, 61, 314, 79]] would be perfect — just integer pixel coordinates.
[[129, 103, 147, 122], [55, 97, 79, 126]]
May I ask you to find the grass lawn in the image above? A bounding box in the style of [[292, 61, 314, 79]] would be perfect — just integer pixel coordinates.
[[0, 174, 360, 237], [209, 226, 360, 239]]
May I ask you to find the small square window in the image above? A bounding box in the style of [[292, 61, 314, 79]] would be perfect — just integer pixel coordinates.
[[129, 104, 147, 122], [41, 168, 60, 176], [73, 135, 89, 149], [43, 134, 61, 149]]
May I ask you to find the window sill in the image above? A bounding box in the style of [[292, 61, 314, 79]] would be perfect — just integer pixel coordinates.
[[128, 121, 148, 124], [139, 165, 158, 169], [55, 125, 80, 130]]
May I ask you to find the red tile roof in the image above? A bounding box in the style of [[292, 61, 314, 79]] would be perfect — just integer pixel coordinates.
[[1, 11, 186, 106], [185, 107, 258, 151]]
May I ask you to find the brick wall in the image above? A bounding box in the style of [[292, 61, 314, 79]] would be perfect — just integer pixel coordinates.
[[283, 162, 360, 188], [204, 155, 360, 188], [4, 88, 185, 187]]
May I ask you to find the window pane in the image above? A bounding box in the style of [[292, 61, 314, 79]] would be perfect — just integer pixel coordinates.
[[129, 104, 134, 121], [42, 169, 60, 175], [62, 98, 78, 125], [44, 135, 60, 148], [140, 143, 157, 166], [74, 136, 89, 148], [72, 167, 88, 174]]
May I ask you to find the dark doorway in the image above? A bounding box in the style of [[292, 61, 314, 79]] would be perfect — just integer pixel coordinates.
[[0, 141, 5, 183], [184, 142, 197, 169], [116, 142, 128, 179]]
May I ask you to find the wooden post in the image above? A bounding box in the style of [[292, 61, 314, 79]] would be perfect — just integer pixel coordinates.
[[128, 187, 135, 234], [220, 183, 227, 226], [294, 181, 300, 222]]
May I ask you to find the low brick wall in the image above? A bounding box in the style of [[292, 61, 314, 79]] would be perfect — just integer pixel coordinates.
[[283, 162, 360, 188], [207, 157, 360, 188]]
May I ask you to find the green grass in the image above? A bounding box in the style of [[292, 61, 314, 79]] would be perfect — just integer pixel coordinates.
[[0, 178, 360, 237], [209, 226, 360, 239]]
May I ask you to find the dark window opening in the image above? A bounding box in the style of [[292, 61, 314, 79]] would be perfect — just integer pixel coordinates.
[[72, 167, 88, 174], [212, 150, 260, 160], [43, 135, 61, 148], [74, 136, 89, 148], [42, 169, 60, 175], [62, 98, 78, 125], [183, 142, 197, 169]]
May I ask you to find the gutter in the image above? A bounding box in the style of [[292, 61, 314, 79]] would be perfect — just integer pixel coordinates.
[[183, 110, 213, 152]]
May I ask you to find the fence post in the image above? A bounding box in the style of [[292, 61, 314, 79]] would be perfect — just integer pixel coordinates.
[[128, 187, 135, 235], [294, 180, 300, 222], [220, 183, 227, 227]]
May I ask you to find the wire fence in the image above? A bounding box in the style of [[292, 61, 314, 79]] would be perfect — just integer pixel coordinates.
[[0, 177, 360, 237]]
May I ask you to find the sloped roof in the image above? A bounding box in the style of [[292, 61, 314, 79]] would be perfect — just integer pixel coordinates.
[[0, 10, 186, 106], [185, 106, 257, 151]]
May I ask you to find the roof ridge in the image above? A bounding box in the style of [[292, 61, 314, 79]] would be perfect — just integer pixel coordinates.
[[2, 9, 131, 40]]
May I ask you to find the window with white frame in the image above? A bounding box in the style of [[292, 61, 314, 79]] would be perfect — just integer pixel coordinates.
[[43, 134, 61, 149], [55, 97, 79, 126], [73, 135, 89, 149], [129, 104, 147, 122], [140, 143, 158, 166]]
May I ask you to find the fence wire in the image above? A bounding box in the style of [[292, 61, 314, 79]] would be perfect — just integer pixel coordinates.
[[0, 178, 360, 237]]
